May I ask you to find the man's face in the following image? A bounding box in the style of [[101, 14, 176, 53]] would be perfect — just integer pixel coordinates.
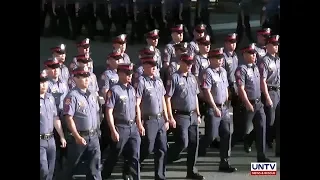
[[147, 38, 159, 47], [119, 71, 133, 83], [171, 32, 183, 42], [74, 76, 89, 89], [224, 41, 237, 51], [143, 63, 157, 76], [267, 43, 279, 54], [210, 58, 223, 67], [40, 81, 48, 94], [244, 52, 257, 63], [199, 44, 210, 53], [78, 46, 90, 54], [77, 62, 88, 68], [108, 58, 119, 69], [54, 52, 66, 62], [193, 30, 204, 39], [46, 67, 60, 79]]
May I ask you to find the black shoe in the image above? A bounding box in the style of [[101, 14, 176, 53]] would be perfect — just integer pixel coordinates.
[[198, 149, 207, 157], [186, 172, 205, 180], [123, 174, 133, 180], [275, 152, 280, 157], [167, 155, 181, 164], [219, 165, 237, 173], [257, 157, 272, 162], [210, 140, 220, 149]]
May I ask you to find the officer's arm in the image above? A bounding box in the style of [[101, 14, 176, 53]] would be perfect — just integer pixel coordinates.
[[224, 70, 230, 100], [165, 77, 175, 118], [135, 80, 144, 126], [161, 80, 169, 122], [93, 1, 97, 14], [64, 96, 82, 139], [259, 61, 272, 102], [125, 0, 130, 14], [239, 2, 245, 25], [235, 68, 251, 106], [194, 79, 201, 116], [75, 1, 80, 12], [191, 57, 200, 78], [105, 90, 117, 133], [161, 0, 166, 21], [102, 76, 110, 100], [52, 97, 65, 139], [163, 46, 172, 65], [202, 71, 218, 109], [93, 74, 100, 94], [107, 0, 112, 13]]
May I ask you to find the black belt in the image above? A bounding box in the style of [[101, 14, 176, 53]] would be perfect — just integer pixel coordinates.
[[78, 129, 97, 137], [143, 113, 163, 120], [40, 133, 54, 140], [268, 86, 280, 91], [116, 120, 136, 126], [249, 98, 261, 104], [173, 110, 196, 116]]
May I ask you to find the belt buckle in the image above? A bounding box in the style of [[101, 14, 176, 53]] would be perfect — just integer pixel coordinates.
[[156, 113, 161, 119], [43, 135, 49, 140], [190, 111, 194, 116], [89, 130, 94, 136], [129, 120, 134, 125]]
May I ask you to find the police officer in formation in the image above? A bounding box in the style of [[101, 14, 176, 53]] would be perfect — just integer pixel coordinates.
[[102, 63, 141, 180], [68, 54, 99, 94], [51, 43, 70, 83], [261, 0, 280, 35], [163, 24, 184, 67], [236, 0, 254, 44], [187, 24, 206, 57], [199, 48, 237, 172], [195, 0, 214, 43], [112, 34, 131, 63], [62, 66, 102, 179], [165, 54, 204, 180], [258, 35, 280, 149], [145, 29, 162, 71], [44, 57, 69, 170], [255, 28, 271, 62], [70, 38, 93, 72], [167, 42, 188, 76], [40, 70, 67, 180], [235, 43, 271, 162], [136, 56, 169, 180]]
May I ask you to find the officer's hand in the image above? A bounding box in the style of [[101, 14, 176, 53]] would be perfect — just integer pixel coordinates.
[[245, 103, 254, 112], [138, 125, 145, 136], [169, 117, 176, 128], [164, 122, 170, 131], [111, 131, 120, 142], [242, 23, 246, 28], [266, 98, 273, 107], [197, 116, 202, 125], [150, 14, 154, 19], [60, 138, 67, 148], [53, 10, 57, 16], [75, 136, 87, 146], [108, 12, 112, 18], [163, 62, 169, 68], [134, 16, 138, 22], [214, 107, 222, 117]]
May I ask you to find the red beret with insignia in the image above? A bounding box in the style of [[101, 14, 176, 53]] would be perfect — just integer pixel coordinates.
[[72, 66, 90, 77], [76, 54, 92, 63], [117, 63, 134, 74], [171, 24, 184, 33], [76, 38, 90, 48], [266, 35, 280, 45], [180, 54, 194, 65], [257, 28, 271, 37], [40, 70, 48, 82], [241, 43, 257, 54], [208, 47, 224, 59], [197, 35, 211, 45], [108, 49, 123, 60], [194, 24, 207, 33], [44, 57, 60, 68], [51, 44, 66, 54], [225, 33, 237, 43], [113, 34, 127, 44], [145, 29, 160, 39], [173, 42, 188, 52]]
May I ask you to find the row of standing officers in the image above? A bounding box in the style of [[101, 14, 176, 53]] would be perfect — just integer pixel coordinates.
[[40, 0, 215, 44], [40, 24, 280, 180]]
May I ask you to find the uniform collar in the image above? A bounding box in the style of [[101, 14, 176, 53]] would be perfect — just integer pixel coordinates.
[[266, 52, 279, 60], [177, 69, 192, 77], [256, 44, 266, 49], [246, 63, 256, 68], [48, 77, 62, 83], [211, 67, 221, 73], [107, 67, 117, 73], [117, 82, 132, 90], [40, 93, 50, 99], [75, 87, 91, 96], [143, 74, 156, 81], [223, 49, 236, 57]]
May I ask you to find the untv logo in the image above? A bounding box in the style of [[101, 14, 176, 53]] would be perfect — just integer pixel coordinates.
[[251, 162, 277, 175]]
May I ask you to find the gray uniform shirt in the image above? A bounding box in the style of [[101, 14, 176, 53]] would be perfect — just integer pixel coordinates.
[[187, 40, 199, 57], [258, 53, 280, 87], [192, 53, 210, 77], [47, 78, 69, 113], [165, 70, 200, 111], [63, 87, 99, 131], [136, 75, 166, 116], [40, 93, 58, 134], [202, 67, 229, 104], [222, 50, 239, 87]]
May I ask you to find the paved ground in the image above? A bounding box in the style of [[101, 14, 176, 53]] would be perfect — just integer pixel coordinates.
[[41, 12, 280, 179]]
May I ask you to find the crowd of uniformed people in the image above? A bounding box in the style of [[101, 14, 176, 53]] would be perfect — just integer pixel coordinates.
[[40, 23, 280, 180], [40, 1, 280, 180]]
